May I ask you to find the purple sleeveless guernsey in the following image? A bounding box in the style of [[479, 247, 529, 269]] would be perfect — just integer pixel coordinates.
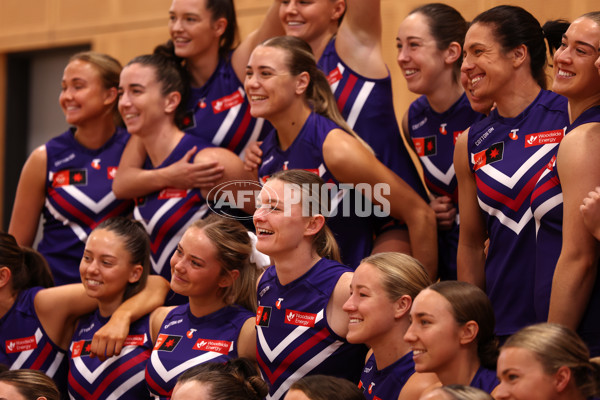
[[0, 287, 68, 394], [258, 112, 375, 269], [256, 258, 368, 400], [318, 40, 428, 202], [358, 351, 415, 400], [409, 93, 485, 280], [470, 366, 499, 393], [180, 54, 270, 156], [145, 304, 254, 399], [67, 311, 152, 400], [467, 89, 568, 336], [531, 105, 600, 355], [133, 134, 212, 290], [38, 128, 134, 285]]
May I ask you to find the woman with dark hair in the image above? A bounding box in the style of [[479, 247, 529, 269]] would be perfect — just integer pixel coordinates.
[[530, 12, 600, 356], [171, 358, 268, 400], [245, 35, 437, 277], [404, 281, 499, 395], [0, 230, 168, 396], [0, 369, 60, 400], [145, 215, 261, 398], [117, 48, 253, 297], [67, 218, 159, 399], [455, 5, 570, 339], [396, 3, 487, 281], [495, 323, 600, 400], [9, 51, 134, 286], [254, 169, 368, 400], [112, 0, 281, 199]]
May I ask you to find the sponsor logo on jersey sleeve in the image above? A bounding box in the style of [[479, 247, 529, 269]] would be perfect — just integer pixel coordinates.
[[525, 129, 564, 147], [123, 335, 145, 347], [71, 340, 93, 358], [158, 188, 188, 199], [52, 169, 88, 187], [154, 334, 182, 351], [5, 336, 37, 354], [326, 67, 343, 85], [473, 142, 504, 171], [284, 309, 317, 327], [256, 306, 272, 327], [212, 90, 244, 114], [193, 339, 232, 355]]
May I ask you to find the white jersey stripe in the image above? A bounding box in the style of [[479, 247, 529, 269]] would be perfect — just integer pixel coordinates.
[[10, 329, 43, 370], [212, 88, 244, 146], [421, 157, 456, 186], [478, 198, 534, 235], [346, 82, 375, 129]]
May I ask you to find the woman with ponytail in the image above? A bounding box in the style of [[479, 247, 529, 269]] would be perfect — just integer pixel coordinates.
[[118, 48, 254, 303], [0, 231, 168, 396], [254, 169, 368, 400], [455, 5, 570, 339], [145, 215, 261, 398], [495, 323, 600, 400], [404, 281, 499, 395], [9, 51, 134, 286], [245, 35, 437, 278]]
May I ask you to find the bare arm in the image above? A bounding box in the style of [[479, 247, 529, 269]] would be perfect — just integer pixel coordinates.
[[323, 130, 438, 278], [90, 275, 170, 359], [34, 284, 98, 349], [112, 136, 224, 199], [196, 147, 259, 214], [237, 317, 257, 361], [231, 2, 285, 82], [8, 146, 47, 246], [336, 0, 387, 78], [243, 141, 264, 172], [454, 129, 487, 289], [398, 373, 441, 400], [149, 306, 175, 345], [581, 186, 600, 241], [548, 126, 600, 328], [327, 271, 353, 338]]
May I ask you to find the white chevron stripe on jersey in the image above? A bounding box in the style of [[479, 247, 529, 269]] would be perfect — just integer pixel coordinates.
[[45, 351, 65, 378], [61, 186, 118, 214], [475, 143, 558, 190], [257, 310, 325, 363], [149, 204, 209, 275], [10, 329, 43, 370], [422, 157, 456, 186], [329, 63, 345, 94], [267, 340, 344, 400], [478, 198, 534, 235], [533, 193, 563, 235], [105, 369, 145, 400], [44, 199, 88, 242], [149, 346, 223, 382], [71, 338, 147, 384], [135, 196, 189, 233], [212, 88, 244, 146], [346, 81, 375, 129]]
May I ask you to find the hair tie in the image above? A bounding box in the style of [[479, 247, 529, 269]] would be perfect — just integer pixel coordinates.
[[247, 231, 271, 268]]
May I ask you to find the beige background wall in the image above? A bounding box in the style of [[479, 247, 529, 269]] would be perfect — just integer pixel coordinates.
[[0, 0, 598, 226]]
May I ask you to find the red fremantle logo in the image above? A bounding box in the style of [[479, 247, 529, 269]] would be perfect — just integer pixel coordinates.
[[193, 339, 232, 355], [285, 309, 317, 328]]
